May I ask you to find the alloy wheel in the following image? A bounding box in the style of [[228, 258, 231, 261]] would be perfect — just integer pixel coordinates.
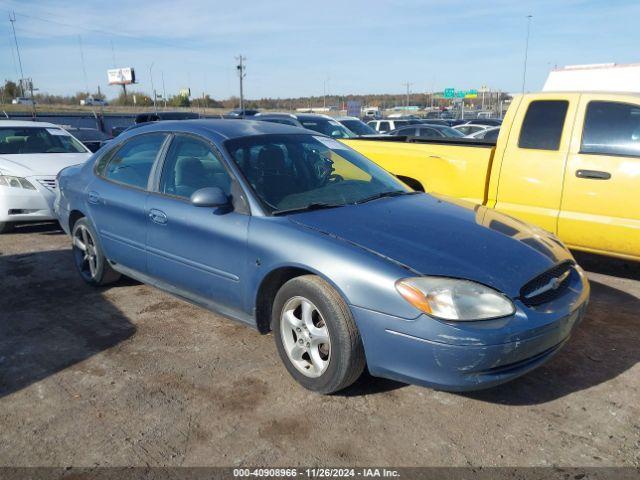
[[280, 296, 331, 378]]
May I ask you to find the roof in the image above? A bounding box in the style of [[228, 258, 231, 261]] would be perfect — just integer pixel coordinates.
[[0, 120, 60, 128], [125, 118, 314, 140]]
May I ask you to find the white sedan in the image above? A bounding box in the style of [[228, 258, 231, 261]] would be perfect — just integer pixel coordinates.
[[0, 120, 91, 233]]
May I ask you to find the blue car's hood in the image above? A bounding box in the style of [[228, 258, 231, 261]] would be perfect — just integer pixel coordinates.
[[288, 194, 573, 297]]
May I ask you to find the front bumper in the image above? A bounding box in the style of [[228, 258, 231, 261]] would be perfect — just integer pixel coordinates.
[[351, 268, 589, 391], [0, 178, 56, 223]]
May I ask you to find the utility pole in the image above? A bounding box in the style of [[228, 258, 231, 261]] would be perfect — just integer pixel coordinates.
[[403, 82, 413, 108], [236, 55, 246, 116], [9, 12, 26, 97], [522, 15, 533, 94]]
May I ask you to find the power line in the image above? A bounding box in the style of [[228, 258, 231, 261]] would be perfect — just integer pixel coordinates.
[[8, 10, 25, 95]]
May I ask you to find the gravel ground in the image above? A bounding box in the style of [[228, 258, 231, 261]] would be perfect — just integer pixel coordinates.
[[0, 223, 638, 467]]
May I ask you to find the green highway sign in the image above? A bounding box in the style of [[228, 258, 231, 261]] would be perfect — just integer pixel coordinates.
[[444, 88, 478, 99], [443, 88, 455, 99]]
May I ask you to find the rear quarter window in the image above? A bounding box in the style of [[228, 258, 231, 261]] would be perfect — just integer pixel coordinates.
[[518, 100, 569, 150]]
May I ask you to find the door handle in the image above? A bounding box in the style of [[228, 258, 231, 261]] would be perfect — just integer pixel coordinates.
[[148, 209, 168, 225], [87, 191, 101, 204], [576, 169, 611, 180]]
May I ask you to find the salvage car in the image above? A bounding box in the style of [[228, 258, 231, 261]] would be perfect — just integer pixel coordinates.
[[0, 120, 91, 233], [55, 119, 589, 394], [345, 92, 640, 262]]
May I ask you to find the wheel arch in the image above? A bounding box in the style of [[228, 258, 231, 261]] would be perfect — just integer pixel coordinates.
[[68, 209, 86, 232], [254, 265, 350, 334]]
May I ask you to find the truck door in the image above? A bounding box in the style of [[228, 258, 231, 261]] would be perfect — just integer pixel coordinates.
[[494, 94, 578, 233], [558, 96, 640, 259]]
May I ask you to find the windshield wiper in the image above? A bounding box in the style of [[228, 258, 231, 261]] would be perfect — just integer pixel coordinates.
[[271, 202, 344, 216], [354, 190, 419, 205]]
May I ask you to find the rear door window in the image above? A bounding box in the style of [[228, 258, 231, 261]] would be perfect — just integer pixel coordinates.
[[581, 101, 640, 157], [518, 100, 569, 150], [103, 134, 167, 189]]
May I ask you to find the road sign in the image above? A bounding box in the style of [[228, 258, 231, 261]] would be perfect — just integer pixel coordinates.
[[444, 88, 455, 99]]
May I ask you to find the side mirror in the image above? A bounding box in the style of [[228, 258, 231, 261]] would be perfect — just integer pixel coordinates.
[[190, 187, 229, 208]]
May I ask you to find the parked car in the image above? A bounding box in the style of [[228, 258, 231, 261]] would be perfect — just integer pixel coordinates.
[[62, 127, 112, 152], [11, 97, 35, 106], [457, 118, 503, 127], [134, 111, 200, 124], [388, 124, 466, 139], [453, 123, 496, 136], [0, 120, 91, 233], [336, 116, 378, 136], [226, 109, 260, 117], [367, 119, 421, 133], [110, 125, 132, 137], [467, 126, 501, 141], [344, 91, 640, 261], [254, 113, 356, 138], [55, 119, 588, 394], [80, 97, 108, 107]]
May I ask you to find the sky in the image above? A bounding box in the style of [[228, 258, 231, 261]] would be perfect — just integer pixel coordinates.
[[1, 0, 639, 100]]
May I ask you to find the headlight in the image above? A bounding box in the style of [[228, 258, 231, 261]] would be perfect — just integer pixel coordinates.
[[0, 175, 36, 190], [395, 277, 515, 321]]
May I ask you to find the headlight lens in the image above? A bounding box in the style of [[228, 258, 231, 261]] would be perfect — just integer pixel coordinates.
[[396, 277, 515, 321], [0, 175, 36, 190]]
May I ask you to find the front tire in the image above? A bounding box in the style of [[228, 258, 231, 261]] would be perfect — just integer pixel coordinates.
[[0, 222, 14, 234], [272, 275, 366, 394], [71, 218, 120, 286]]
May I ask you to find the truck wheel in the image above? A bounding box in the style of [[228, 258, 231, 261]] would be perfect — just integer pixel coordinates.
[[71, 218, 120, 286], [272, 275, 366, 394], [0, 222, 14, 234]]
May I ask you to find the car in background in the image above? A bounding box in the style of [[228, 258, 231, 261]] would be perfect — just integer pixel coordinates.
[[80, 97, 108, 107], [467, 126, 500, 141], [110, 125, 132, 137], [457, 118, 503, 127], [226, 109, 260, 117], [55, 119, 588, 394], [366, 119, 421, 133], [11, 97, 35, 106], [0, 120, 91, 233], [254, 113, 356, 138], [62, 127, 112, 152], [336, 116, 378, 136], [134, 111, 201, 124], [453, 123, 496, 136], [388, 124, 466, 139]]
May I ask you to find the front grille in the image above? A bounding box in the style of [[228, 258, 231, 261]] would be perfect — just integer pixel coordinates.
[[37, 178, 57, 191], [519, 260, 574, 306]]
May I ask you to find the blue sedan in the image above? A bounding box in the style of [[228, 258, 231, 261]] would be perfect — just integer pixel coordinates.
[[55, 120, 589, 394]]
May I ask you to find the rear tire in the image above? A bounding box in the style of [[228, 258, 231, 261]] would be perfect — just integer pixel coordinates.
[[272, 275, 366, 394], [0, 222, 14, 234], [71, 217, 120, 286]]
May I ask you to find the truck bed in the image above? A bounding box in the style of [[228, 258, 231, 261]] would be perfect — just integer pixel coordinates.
[[342, 136, 497, 205]]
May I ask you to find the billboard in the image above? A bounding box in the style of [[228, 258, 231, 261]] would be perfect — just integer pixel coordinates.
[[107, 68, 135, 85]]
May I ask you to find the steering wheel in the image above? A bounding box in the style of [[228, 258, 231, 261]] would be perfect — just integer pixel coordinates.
[[327, 173, 344, 184]]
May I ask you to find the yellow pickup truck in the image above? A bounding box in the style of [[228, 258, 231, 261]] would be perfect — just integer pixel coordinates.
[[343, 92, 640, 262]]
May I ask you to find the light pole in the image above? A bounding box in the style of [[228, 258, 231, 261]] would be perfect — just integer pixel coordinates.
[[403, 82, 413, 108], [522, 15, 533, 94], [236, 55, 246, 116], [149, 63, 157, 112]]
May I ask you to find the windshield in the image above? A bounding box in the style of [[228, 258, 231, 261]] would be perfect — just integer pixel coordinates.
[[299, 119, 356, 139], [225, 134, 411, 213], [0, 127, 87, 154], [340, 120, 378, 136]]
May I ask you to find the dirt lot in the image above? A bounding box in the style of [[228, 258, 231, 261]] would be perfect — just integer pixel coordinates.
[[1, 223, 639, 468]]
